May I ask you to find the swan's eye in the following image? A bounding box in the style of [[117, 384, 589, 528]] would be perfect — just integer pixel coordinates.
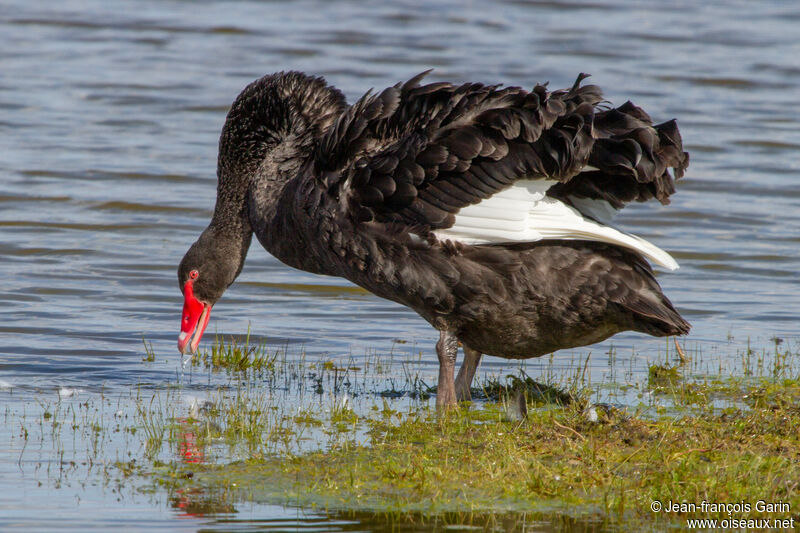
[[189, 270, 199, 280]]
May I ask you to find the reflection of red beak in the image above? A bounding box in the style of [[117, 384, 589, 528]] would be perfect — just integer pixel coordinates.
[[178, 280, 211, 355], [178, 422, 204, 464]]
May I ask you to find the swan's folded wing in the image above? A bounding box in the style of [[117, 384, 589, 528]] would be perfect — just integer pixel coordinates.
[[316, 72, 687, 267]]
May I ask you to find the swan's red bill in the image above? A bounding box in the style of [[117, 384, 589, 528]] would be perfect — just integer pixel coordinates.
[[178, 279, 211, 355]]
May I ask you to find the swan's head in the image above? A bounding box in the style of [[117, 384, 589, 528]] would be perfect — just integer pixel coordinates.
[[177, 264, 212, 356], [177, 228, 246, 355]]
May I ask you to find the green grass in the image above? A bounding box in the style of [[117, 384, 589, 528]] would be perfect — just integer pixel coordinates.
[[190, 329, 278, 373], [141, 337, 156, 362], [127, 337, 800, 530], [146, 386, 800, 526]]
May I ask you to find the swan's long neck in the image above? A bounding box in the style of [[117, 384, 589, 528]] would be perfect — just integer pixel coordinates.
[[214, 72, 346, 229], [178, 73, 348, 300]]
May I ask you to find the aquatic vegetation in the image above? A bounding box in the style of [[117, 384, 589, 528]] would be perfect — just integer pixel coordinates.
[[647, 363, 682, 390], [128, 337, 800, 530], [478, 369, 577, 405], [7, 337, 800, 531], [141, 337, 156, 362], [190, 330, 278, 373], [134, 390, 177, 458], [140, 375, 800, 530]]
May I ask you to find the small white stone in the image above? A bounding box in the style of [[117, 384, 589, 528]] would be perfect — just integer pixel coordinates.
[[58, 387, 77, 399]]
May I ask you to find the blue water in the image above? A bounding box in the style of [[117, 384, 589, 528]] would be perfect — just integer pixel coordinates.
[[1, 0, 799, 530]]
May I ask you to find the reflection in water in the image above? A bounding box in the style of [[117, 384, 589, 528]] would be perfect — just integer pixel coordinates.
[[164, 495, 615, 532], [178, 419, 205, 465], [170, 487, 236, 519]]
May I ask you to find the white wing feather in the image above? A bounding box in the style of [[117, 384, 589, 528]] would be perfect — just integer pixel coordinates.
[[433, 179, 679, 270]]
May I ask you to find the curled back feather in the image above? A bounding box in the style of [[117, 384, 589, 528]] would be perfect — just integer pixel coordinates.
[[316, 72, 688, 233]]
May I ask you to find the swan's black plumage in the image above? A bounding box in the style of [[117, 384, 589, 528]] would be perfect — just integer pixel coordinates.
[[178, 71, 690, 408]]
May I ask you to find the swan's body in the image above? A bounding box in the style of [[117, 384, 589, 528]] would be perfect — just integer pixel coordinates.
[[178, 71, 690, 408]]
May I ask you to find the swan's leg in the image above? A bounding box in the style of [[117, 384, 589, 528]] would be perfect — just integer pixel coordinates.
[[455, 345, 482, 402], [435, 330, 459, 410]]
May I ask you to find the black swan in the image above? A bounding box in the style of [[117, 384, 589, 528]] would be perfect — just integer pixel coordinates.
[[178, 71, 690, 409]]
